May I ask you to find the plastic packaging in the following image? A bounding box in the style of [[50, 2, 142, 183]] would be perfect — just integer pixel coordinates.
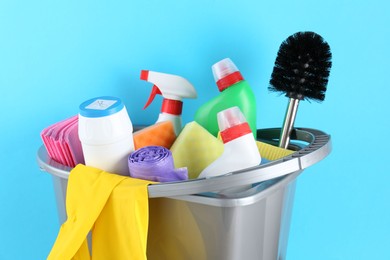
[[140, 70, 197, 135], [198, 106, 261, 179], [194, 58, 257, 138], [128, 146, 188, 182], [78, 96, 134, 176]]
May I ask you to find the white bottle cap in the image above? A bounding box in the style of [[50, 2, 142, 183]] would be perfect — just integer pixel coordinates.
[[217, 106, 252, 143], [212, 58, 238, 81], [217, 106, 246, 131], [211, 58, 244, 91]]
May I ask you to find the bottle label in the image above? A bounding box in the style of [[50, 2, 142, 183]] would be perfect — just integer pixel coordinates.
[[220, 123, 252, 143], [85, 99, 117, 110]]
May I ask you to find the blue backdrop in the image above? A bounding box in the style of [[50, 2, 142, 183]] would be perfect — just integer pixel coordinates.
[[1, 0, 389, 259]]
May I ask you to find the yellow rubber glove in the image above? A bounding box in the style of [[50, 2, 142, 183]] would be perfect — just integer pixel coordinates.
[[92, 175, 155, 260], [48, 164, 155, 260]]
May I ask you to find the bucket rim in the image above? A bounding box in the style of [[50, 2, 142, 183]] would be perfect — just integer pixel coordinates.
[[37, 128, 331, 198]]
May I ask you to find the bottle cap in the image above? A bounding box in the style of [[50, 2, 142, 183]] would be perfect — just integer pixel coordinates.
[[79, 96, 124, 118], [212, 58, 244, 91], [218, 106, 252, 143]]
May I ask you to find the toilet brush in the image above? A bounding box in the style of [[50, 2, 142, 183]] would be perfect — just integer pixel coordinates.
[[269, 31, 332, 149]]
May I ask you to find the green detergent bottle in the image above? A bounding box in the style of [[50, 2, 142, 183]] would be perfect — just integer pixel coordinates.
[[194, 58, 257, 138]]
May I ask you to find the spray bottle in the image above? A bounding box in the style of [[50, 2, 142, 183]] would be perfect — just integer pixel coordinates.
[[140, 70, 197, 135], [194, 58, 257, 139], [198, 106, 261, 179]]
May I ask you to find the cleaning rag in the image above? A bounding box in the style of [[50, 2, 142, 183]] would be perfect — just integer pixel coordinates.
[[48, 164, 155, 260]]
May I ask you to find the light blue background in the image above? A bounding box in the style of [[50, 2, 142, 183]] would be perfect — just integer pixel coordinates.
[[1, 0, 389, 259]]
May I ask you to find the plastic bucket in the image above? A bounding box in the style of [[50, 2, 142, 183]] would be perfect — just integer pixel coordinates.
[[37, 128, 331, 260]]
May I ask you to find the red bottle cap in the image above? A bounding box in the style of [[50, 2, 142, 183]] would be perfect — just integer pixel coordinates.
[[161, 99, 183, 115]]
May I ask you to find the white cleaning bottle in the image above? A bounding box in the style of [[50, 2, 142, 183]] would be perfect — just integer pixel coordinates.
[[140, 70, 197, 135], [78, 96, 134, 176], [198, 106, 261, 179]]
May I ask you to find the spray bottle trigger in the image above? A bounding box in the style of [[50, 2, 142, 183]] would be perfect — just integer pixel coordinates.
[[143, 85, 162, 109]]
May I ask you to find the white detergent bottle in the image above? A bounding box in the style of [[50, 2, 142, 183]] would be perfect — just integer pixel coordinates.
[[198, 106, 261, 180], [140, 70, 197, 135], [78, 96, 134, 176]]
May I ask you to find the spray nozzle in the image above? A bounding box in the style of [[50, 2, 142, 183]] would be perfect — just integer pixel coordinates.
[[143, 85, 162, 109], [141, 70, 162, 109], [140, 70, 197, 111]]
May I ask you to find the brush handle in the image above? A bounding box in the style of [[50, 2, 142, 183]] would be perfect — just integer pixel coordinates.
[[279, 98, 300, 149]]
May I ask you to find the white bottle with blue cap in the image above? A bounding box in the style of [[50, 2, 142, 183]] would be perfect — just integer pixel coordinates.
[[78, 96, 134, 176]]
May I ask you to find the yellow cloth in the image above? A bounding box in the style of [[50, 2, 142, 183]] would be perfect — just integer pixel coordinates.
[[255, 140, 294, 161], [170, 121, 224, 179], [48, 164, 155, 260]]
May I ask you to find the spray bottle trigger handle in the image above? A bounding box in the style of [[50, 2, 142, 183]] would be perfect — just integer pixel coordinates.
[[143, 85, 162, 109]]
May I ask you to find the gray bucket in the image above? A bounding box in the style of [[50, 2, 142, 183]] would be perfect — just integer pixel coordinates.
[[37, 128, 331, 260]]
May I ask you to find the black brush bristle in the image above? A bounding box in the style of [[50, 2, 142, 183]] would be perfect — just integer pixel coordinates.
[[269, 31, 332, 101]]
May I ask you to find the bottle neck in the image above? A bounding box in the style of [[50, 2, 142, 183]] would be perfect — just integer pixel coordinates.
[[216, 71, 244, 92], [220, 122, 252, 143], [161, 99, 183, 115]]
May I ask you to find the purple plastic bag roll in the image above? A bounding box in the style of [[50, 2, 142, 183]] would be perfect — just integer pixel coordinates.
[[128, 146, 188, 182]]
